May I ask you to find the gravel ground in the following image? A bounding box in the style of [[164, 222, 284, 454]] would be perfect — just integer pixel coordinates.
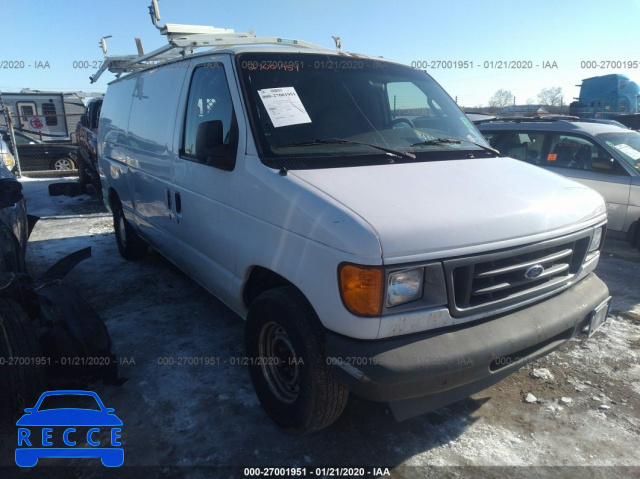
[[0, 177, 638, 478]]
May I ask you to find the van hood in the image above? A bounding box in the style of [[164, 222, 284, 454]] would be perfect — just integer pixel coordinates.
[[291, 157, 606, 262]]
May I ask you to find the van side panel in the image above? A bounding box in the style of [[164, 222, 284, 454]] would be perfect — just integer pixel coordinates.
[[99, 77, 137, 212], [126, 67, 188, 248]]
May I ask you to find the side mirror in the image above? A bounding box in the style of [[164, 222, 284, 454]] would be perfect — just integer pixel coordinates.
[[0, 178, 23, 208], [80, 115, 87, 127], [195, 120, 235, 171]]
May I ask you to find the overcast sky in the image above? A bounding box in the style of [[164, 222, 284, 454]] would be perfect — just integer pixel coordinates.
[[1, 0, 639, 107]]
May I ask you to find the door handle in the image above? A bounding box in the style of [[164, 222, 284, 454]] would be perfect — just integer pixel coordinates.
[[175, 192, 182, 214], [166, 190, 172, 211]]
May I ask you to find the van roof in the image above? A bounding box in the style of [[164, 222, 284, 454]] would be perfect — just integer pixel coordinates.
[[91, 28, 357, 84]]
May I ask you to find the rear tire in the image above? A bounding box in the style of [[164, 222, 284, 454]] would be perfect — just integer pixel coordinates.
[[0, 299, 46, 423], [113, 201, 148, 261], [77, 154, 89, 184], [77, 150, 102, 197], [245, 286, 348, 434]]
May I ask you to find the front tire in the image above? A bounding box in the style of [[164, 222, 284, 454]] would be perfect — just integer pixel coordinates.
[[113, 201, 148, 261], [246, 286, 348, 434], [51, 155, 76, 171]]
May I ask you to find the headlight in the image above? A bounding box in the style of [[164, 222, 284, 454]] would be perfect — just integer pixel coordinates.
[[387, 268, 423, 307], [0, 151, 14, 169], [588, 226, 604, 253]]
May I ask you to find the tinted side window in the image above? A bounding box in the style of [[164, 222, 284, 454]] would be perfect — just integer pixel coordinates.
[[90, 101, 102, 129], [14, 134, 31, 145], [486, 130, 546, 164], [42, 103, 58, 126], [182, 63, 238, 167], [19, 105, 34, 117], [546, 134, 617, 173]]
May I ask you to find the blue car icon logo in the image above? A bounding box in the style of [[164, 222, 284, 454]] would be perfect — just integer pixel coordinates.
[[15, 390, 123, 467]]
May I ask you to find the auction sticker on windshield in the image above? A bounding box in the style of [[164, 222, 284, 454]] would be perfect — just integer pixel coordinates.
[[258, 87, 312, 127], [613, 143, 640, 160]]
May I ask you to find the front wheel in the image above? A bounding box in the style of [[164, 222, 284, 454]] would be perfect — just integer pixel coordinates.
[[245, 286, 348, 434], [113, 201, 148, 261], [51, 156, 76, 171]]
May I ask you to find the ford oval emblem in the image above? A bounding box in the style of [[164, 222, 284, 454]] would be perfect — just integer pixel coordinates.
[[524, 264, 544, 279]]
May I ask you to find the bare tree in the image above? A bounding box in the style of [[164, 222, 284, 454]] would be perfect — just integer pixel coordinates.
[[537, 87, 563, 113], [488, 89, 514, 113]]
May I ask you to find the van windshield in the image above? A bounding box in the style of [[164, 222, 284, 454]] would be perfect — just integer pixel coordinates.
[[236, 52, 494, 169]]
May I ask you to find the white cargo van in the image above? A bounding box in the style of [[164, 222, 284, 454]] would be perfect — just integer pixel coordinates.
[[97, 9, 610, 433]]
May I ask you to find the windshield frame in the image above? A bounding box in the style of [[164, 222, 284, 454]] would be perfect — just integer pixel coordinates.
[[235, 52, 495, 169]]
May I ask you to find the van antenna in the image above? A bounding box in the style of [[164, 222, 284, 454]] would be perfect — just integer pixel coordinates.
[[149, 0, 163, 30]]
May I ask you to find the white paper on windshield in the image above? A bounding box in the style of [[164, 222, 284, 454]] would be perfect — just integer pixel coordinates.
[[258, 87, 312, 128], [613, 143, 640, 160]]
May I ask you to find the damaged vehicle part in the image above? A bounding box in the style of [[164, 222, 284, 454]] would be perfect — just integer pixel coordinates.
[[8, 247, 125, 389], [1, 233, 125, 422], [0, 167, 45, 423]]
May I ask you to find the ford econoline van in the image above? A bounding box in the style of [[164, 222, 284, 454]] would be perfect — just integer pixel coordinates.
[[97, 18, 611, 434]]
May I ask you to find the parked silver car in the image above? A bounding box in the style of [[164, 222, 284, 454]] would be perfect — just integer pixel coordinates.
[[478, 119, 640, 250]]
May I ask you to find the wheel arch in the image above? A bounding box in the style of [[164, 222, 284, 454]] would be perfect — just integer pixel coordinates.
[[243, 266, 303, 310], [107, 187, 121, 213]]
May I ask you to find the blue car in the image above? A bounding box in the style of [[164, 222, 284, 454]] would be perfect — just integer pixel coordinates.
[[15, 390, 123, 467]]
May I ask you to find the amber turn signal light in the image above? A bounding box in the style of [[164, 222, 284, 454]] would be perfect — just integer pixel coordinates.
[[338, 264, 383, 317]]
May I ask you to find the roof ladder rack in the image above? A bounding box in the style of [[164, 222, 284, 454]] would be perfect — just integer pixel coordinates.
[[90, 1, 333, 83]]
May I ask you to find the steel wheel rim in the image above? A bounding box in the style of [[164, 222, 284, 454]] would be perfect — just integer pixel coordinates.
[[258, 321, 300, 404]]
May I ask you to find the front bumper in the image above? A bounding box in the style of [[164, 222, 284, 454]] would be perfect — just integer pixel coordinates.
[[326, 273, 609, 420]]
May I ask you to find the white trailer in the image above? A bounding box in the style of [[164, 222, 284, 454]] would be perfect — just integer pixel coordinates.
[[0, 91, 88, 143]]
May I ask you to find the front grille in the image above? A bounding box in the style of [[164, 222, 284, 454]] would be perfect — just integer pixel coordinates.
[[443, 231, 591, 317]]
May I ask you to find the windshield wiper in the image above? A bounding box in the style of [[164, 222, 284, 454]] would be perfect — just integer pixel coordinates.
[[411, 137, 462, 146], [275, 138, 416, 160], [411, 137, 501, 155]]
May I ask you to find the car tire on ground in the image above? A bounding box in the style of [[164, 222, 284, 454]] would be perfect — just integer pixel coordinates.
[[245, 286, 349, 434], [77, 154, 89, 185], [113, 200, 148, 261], [0, 299, 47, 423], [51, 155, 76, 171], [91, 171, 103, 199]]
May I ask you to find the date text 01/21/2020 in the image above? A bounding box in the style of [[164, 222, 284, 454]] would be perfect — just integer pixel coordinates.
[[0, 356, 136, 366], [0, 60, 50, 69], [155, 356, 303, 366], [410, 60, 559, 69], [243, 467, 391, 476]]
